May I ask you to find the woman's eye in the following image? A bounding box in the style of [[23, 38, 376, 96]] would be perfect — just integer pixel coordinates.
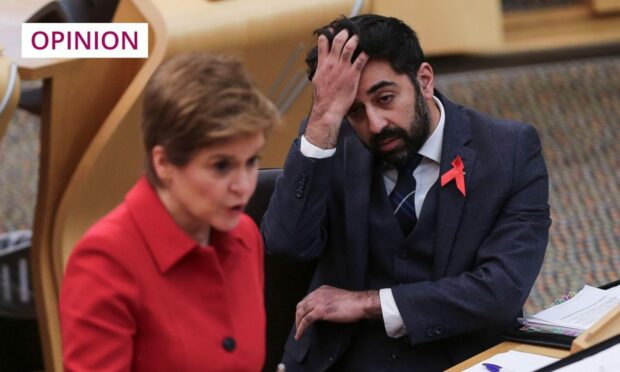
[[247, 156, 260, 168], [213, 160, 231, 173]]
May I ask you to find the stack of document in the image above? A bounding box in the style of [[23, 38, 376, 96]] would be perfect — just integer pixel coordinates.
[[521, 285, 620, 336], [554, 343, 620, 371], [463, 350, 558, 372]]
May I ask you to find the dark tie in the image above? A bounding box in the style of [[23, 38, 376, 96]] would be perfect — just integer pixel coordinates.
[[390, 154, 423, 235]]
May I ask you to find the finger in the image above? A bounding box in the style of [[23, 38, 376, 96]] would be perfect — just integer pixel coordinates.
[[329, 29, 349, 58], [340, 35, 359, 64], [295, 299, 314, 330], [295, 310, 317, 340], [317, 34, 329, 62], [353, 51, 369, 72]]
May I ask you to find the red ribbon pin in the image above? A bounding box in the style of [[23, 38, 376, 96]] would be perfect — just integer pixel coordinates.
[[441, 156, 466, 197]]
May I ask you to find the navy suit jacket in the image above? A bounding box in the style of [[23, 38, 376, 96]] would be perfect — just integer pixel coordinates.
[[262, 92, 551, 370]]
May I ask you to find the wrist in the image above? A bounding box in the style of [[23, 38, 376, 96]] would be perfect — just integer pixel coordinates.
[[362, 290, 382, 319], [304, 112, 342, 149], [308, 106, 343, 126]]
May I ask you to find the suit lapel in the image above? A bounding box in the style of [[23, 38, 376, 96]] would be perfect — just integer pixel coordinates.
[[434, 94, 477, 278], [343, 133, 373, 290]]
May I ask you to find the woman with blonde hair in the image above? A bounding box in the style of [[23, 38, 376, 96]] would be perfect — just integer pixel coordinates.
[[60, 52, 281, 371]]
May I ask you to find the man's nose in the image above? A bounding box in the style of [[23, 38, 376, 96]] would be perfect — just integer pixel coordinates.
[[367, 108, 387, 134]]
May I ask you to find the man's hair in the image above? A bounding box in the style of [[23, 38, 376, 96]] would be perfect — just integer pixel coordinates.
[[305, 14, 426, 82], [142, 52, 281, 187]]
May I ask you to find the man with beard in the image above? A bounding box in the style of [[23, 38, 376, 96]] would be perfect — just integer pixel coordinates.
[[262, 14, 551, 371]]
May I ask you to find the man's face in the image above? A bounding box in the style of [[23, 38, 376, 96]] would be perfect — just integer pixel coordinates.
[[346, 59, 430, 167]]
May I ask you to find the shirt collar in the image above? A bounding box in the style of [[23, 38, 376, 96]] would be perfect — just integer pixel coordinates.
[[417, 96, 445, 164], [125, 176, 247, 274]]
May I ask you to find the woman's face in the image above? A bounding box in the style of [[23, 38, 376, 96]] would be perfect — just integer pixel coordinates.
[[154, 133, 265, 238]]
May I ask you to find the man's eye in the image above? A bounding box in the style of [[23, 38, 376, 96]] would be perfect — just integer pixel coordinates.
[[348, 105, 362, 117], [378, 94, 394, 104]]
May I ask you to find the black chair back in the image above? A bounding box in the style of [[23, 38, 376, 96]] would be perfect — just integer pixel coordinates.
[[245, 168, 282, 227], [27, 0, 120, 23], [246, 169, 316, 372]]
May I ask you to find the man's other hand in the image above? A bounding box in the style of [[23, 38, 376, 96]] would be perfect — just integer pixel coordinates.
[[294, 285, 381, 340]]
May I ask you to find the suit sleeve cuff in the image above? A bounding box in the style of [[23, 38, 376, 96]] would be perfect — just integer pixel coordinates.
[[379, 288, 408, 338], [300, 135, 336, 159]]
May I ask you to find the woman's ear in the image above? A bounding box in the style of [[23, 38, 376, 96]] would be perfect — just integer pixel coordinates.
[[416, 62, 435, 100], [152, 145, 172, 185]]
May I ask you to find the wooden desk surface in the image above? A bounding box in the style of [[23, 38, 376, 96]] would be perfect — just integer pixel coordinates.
[[446, 341, 570, 371]]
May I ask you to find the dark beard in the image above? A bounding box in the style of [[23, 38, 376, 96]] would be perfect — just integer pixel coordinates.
[[370, 88, 431, 167]]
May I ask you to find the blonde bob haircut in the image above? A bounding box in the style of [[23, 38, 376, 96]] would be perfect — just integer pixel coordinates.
[[142, 52, 281, 187]]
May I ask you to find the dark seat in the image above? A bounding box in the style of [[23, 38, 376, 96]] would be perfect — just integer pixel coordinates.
[[0, 230, 44, 371], [27, 0, 120, 24], [245, 168, 316, 372], [245, 168, 283, 225]]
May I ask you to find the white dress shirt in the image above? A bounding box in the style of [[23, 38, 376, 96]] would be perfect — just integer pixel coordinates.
[[300, 96, 446, 338]]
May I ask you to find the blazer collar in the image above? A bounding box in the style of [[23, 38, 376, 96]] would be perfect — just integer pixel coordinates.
[[125, 177, 245, 274], [434, 90, 477, 278]]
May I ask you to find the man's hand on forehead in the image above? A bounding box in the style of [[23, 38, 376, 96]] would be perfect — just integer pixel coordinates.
[[304, 29, 368, 149]]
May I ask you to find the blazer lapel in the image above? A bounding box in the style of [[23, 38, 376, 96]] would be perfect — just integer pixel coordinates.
[[434, 95, 477, 278], [343, 133, 373, 290]]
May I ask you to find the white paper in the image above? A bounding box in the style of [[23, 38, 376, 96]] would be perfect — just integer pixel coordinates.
[[555, 343, 620, 372], [527, 285, 620, 331], [606, 284, 620, 298], [463, 350, 558, 372]]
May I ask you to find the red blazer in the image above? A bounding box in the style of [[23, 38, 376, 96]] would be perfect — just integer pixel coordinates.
[[60, 177, 265, 371]]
